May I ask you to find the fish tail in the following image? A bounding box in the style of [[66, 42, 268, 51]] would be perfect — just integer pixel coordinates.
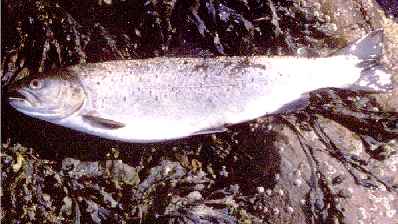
[[339, 29, 393, 92]]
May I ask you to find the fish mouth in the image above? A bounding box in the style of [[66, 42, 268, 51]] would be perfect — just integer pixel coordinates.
[[8, 90, 27, 101], [7, 88, 39, 112]]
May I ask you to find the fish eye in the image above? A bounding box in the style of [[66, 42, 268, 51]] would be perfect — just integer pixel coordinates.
[[29, 79, 43, 89]]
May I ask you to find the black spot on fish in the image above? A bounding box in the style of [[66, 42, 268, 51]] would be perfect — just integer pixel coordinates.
[[242, 57, 251, 64], [123, 96, 127, 102], [207, 98, 215, 106], [222, 61, 233, 68], [254, 63, 267, 70], [96, 82, 100, 85], [193, 63, 209, 72]]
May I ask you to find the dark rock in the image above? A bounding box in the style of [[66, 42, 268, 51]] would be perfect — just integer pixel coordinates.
[[377, 0, 398, 18]]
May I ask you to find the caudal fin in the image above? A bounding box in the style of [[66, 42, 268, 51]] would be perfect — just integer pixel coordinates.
[[338, 29, 384, 61], [339, 29, 393, 92]]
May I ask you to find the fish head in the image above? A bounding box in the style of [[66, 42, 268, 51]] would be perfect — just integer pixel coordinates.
[[7, 69, 86, 120]]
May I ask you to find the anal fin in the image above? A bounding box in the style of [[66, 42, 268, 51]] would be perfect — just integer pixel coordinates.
[[275, 94, 310, 113], [192, 126, 228, 136]]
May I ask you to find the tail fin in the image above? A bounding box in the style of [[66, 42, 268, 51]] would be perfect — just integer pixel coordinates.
[[339, 29, 393, 92], [337, 29, 384, 61]]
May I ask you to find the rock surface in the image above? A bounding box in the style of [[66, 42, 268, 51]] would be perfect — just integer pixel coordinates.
[[1, 0, 398, 223]]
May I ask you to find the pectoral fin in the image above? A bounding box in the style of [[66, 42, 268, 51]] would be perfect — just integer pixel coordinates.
[[82, 114, 125, 129]]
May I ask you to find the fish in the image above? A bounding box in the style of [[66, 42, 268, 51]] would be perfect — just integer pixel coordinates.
[[7, 29, 393, 143]]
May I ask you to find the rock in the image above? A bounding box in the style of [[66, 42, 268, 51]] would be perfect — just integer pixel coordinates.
[[376, 0, 398, 18]]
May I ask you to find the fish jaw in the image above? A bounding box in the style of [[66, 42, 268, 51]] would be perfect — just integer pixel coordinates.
[[8, 88, 64, 120], [8, 89, 33, 110], [8, 88, 38, 109]]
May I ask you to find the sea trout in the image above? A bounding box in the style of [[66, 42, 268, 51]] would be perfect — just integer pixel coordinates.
[[7, 29, 393, 142]]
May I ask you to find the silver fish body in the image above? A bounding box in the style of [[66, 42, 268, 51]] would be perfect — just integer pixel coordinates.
[[8, 30, 392, 142]]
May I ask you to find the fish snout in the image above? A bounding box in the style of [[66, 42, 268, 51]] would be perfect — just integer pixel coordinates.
[[7, 86, 26, 101], [6, 86, 35, 109]]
